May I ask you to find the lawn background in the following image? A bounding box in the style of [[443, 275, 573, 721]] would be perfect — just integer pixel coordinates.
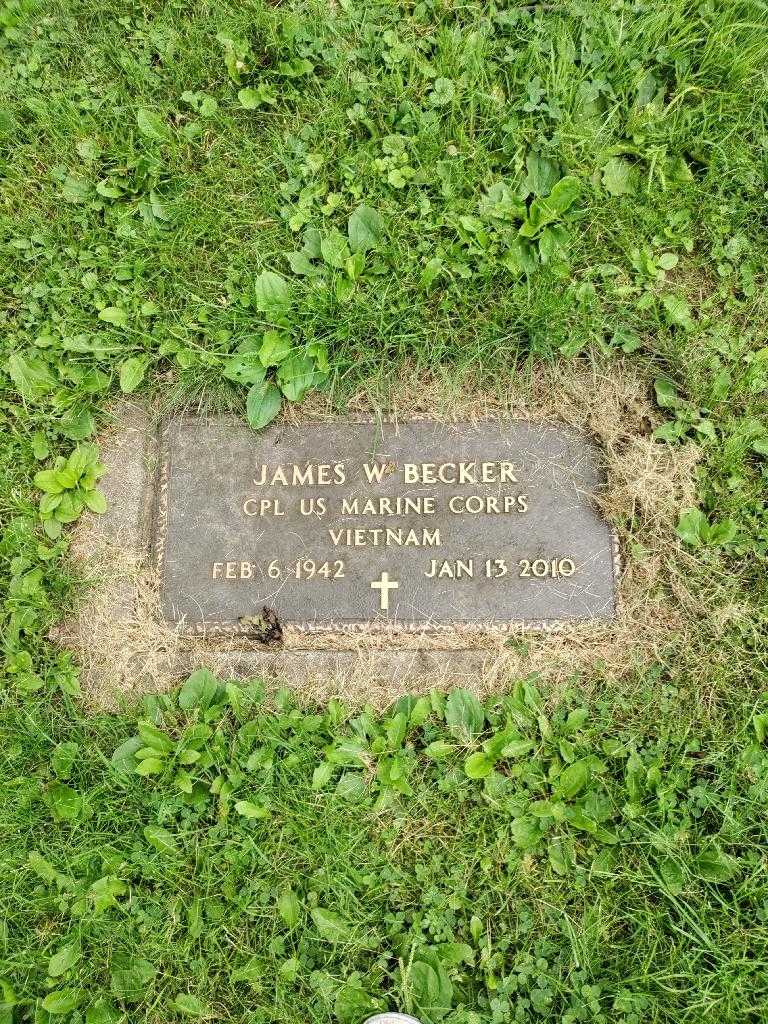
[[1, 0, 768, 1021]]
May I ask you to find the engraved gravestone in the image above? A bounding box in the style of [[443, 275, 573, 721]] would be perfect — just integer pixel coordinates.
[[154, 419, 617, 633]]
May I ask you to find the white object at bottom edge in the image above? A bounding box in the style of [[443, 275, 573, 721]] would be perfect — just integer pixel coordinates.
[[362, 1015, 423, 1024]]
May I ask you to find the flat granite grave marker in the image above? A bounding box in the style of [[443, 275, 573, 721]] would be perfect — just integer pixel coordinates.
[[154, 419, 618, 633]]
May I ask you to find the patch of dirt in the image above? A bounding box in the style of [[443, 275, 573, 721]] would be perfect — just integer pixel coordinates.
[[52, 357, 703, 711]]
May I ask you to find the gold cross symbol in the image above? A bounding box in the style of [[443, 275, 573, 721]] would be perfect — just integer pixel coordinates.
[[370, 571, 399, 611]]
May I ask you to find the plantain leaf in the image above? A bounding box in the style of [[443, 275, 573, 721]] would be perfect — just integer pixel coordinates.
[[246, 381, 282, 430]]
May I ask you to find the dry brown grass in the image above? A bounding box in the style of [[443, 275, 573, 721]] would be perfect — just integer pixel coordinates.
[[53, 356, 703, 711]]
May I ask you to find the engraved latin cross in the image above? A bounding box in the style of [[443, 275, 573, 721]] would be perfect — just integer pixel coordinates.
[[370, 571, 399, 611]]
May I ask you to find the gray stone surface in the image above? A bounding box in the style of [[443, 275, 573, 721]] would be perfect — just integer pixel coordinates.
[[155, 419, 617, 632]]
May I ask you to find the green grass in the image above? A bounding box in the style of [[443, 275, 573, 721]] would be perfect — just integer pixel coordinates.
[[4, 679, 768, 1024], [1, 0, 768, 1021]]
